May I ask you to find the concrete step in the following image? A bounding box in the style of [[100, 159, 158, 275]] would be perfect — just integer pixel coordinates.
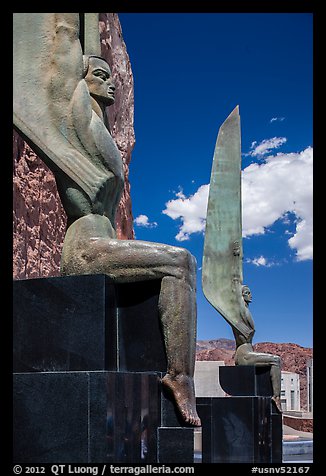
[[283, 440, 313, 455]]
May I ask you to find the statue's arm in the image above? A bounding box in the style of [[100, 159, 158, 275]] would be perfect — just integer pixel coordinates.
[[48, 13, 92, 148], [245, 307, 255, 331], [49, 15, 121, 181], [13, 13, 110, 202]]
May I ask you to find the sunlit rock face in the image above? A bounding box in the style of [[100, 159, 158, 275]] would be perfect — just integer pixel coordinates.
[[13, 13, 135, 280]]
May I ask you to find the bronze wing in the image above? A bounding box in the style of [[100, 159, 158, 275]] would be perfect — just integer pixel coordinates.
[[202, 106, 252, 338]]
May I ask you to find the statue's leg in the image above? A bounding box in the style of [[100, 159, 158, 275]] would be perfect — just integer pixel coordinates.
[[158, 260, 201, 426], [236, 350, 282, 412], [60, 214, 201, 426]]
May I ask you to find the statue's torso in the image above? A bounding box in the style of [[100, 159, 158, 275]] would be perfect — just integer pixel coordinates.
[[55, 121, 124, 230]]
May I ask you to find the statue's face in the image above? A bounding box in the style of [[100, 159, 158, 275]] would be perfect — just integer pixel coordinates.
[[242, 286, 252, 304], [85, 57, 115, 106]]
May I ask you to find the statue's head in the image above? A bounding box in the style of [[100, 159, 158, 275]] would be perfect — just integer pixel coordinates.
[[242, 285, 252, 304], [83, 55, 115, 106]]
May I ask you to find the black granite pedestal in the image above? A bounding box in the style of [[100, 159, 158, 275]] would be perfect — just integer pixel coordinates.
[[13, 276, 194, 464], [13, 275, 167, 373], [13, 370, 194, 463], [197, 366, 282, 463], [219, 365, 273, 396]]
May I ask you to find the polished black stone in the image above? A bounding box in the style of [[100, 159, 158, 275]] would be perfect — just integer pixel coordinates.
[[13, 371, 162, 463], [13, 372, 89, 463], [13, 370, 195, 463], [89, 372, 110, 463], [13, 275, 113, 372], [219, 365, 273, 396], [197, 396, 281, 463], [13, 276, 198, 463], [271, 413, 283, 461], [115, 280, 167, 372], [195, 399, 212, 462], [157, 428, 194, 463], [105, 371, 161, 463], [13, 275, 167, 373]]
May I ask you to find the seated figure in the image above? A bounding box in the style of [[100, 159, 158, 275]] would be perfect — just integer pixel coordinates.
[[14, 14, 201, 426], [61, 53, 201, 426], [233, 285, 282, 412]]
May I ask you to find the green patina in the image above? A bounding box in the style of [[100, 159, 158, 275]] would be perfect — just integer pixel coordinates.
[[202, 107, 282, 410], [202, 106, 251, 338]]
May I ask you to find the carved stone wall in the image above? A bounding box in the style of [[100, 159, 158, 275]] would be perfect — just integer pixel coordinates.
[[13, 13, 135, 280]]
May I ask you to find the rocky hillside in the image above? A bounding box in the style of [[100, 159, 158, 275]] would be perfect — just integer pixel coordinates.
[[13, 13, 135, 280], [196, 339, 313, 411]]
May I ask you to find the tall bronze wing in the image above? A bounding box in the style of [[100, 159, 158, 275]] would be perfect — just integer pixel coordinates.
[[13, 13, 108, 204], [202, 106, 251, 338]]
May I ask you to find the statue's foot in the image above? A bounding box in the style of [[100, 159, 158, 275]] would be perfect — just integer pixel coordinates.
[[162, 373, 201, 427], [272, 396, 282, 413]]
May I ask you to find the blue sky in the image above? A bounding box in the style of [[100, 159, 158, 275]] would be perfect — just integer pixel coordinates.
[[118, 13, 313, 348]]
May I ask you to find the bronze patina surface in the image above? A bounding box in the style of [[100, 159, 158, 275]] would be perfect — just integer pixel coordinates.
[[13, 13, 200, 426], [202, 107, 282, 412]]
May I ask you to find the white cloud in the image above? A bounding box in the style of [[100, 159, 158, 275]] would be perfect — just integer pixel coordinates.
[[270, 117, 285, 123], [246, 256, 268, 267], [242, 146, 313, 262], [252, 256, 267, 266], [249, 137, 287, 157], [162, 146, 313, 261], [162, 184, 209, 241], [245, 256, 280, 267], [134, 214, 158, 228], [288, 218, 313, 261]]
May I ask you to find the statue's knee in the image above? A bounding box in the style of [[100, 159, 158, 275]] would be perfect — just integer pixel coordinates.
[[175, 247, 195, 271], [190, 253, 197, 269], [272, 355, 281, 366]]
